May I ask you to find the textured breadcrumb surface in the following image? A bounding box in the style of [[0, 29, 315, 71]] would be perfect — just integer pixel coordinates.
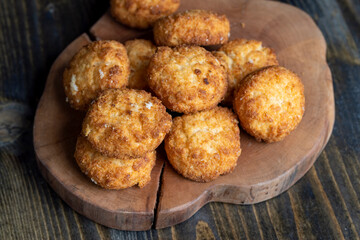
[[153, 9, 230, 46], [125, 39, 156, 90], [75, 136, 156, 189], [213, 39, 279, 105], [82, 88, 172, 158], [165, 107, 241, 182], [233, 66, 305, 142], [63, 40, 129, 110], [110, 0, 180, 29], [148, 46, 227, 113]]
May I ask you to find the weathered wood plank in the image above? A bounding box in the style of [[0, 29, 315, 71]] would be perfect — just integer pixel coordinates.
[[0, 0, 359, 239]]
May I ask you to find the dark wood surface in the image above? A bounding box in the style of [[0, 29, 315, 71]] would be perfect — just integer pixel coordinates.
[[0, 0, 359, 239]]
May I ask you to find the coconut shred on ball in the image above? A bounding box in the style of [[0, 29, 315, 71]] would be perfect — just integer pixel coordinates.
[[82, 88, 172, 158], [63, 40, 129, 110], [148, 45, 227, 113]]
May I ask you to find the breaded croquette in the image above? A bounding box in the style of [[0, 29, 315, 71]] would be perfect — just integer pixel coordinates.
[[75, 136, 156, 189], [63, 40, 129, 110], [82, 88, 172, 158], [153, 10, 230, 46], [110, 0, 180, 29], [148, 45, 227, 113], [165, 107, 241, 182], [125, 39, 156, 90], [233, 66, 305, 142], [213, 39, 278, 104]]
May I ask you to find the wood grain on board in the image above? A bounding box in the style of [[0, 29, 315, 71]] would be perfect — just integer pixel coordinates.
[[33, 0, 335, 232]]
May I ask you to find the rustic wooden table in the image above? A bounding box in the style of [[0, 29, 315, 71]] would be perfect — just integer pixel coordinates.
[[0, 0, 359, 239]]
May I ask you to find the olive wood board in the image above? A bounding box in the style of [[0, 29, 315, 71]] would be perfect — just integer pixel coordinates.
[[33, 0, 335, 231]]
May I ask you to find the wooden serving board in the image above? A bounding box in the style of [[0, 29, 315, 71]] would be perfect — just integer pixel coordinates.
[[34, 0, 335, 230]]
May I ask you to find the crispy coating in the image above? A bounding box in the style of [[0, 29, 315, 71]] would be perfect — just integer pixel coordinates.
[[165, 107, 241, 182], [110, 0, 180, 29], [63, 40, 130, 110], [82, 88, 172, 158], [125, 39, 157, 90], [213, 39, 279, 104], [75, 136, 156, 189], [233, 66, 305, 142], [153, 10, 230, 46], [148, 46, 227, 113]]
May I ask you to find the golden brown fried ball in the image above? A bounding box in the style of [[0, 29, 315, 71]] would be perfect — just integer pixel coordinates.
[[213, 39, 278, 104], [165, 107, 241, 182], [75, 136, 156, 189], [148, 45, 227, 113], [233, 66, 305, 142], [125, 39, 157, 90], [153, 9, 230, 46], [82, 88, 172, 158], [63, 40, 129, 110], [110, 0, 180, 29]]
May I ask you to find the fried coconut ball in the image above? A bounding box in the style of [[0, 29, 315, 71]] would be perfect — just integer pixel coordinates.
[[213, 39, 279, 104], [125, 39, 157, 90], [165, 107, 241, 182], [148, 45, 227, 113], [82, 88, 172, 158], [63, 40, 130, 110], [75, 136, 156, 189], [153, 9, 230, 46], [233, 66, 305, 142], [110, 0, 180, 29]]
